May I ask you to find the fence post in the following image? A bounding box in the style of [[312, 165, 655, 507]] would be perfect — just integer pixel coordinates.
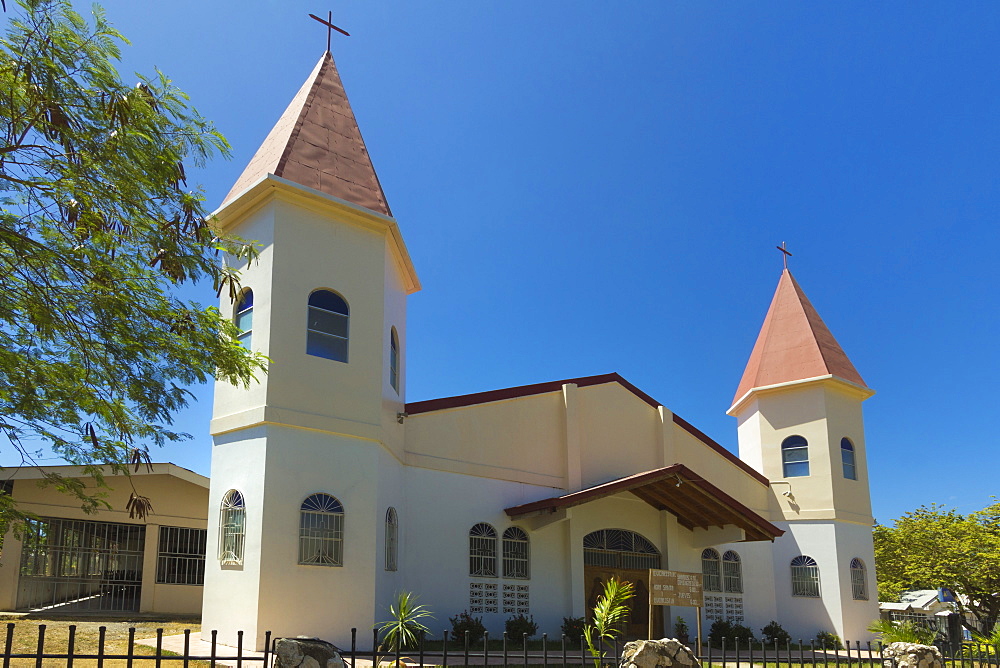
[[2, 622, 13, 668], [211, 629, 217, 668], [464, 630, 470, 668], [418, 630, 425, 668], [484, 631, 490, 668], [543, 633, 548, 667], [237, 630, 244, 668], [97, 626, 106, 668], [522, 633, 527, 668], [351, 627, 357, 668], [156, 628, 164, 668], [503, 631, 508, 668], [373, 628, 379, 668], [68, 625, 77, 668], [34, 623, 44, 668], [183, 629, 190, 668], [442, 629, 449, 668]]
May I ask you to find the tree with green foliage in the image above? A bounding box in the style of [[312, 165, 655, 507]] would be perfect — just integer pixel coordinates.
[[375, 591, 434, 654], [0, 0, 265, 529], [874, 502, 1000, 632], [583, 577, 634, 668]]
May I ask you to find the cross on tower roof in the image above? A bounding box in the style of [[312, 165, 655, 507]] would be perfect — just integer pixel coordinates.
[[776, 241, 792, 270], [309, 12, 350, 54]]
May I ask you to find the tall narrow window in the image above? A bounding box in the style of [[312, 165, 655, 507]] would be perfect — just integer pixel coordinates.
[[299, 493, 344, 566], [385, 507, 398, 572], [235, 289, 253, 348], [219, 490, 245, 566], [722, 550, 743, 593], [841, 438, 858, 480], [307, 290, 349, 362], [502, 527, 529, 579], [389, 328, 400, 393], [850, 558, 868, 600], [469, 523, 497, 577], [791, 555, 820, 597], [702, 548, 722, 592], [781, 435, 810, 477]]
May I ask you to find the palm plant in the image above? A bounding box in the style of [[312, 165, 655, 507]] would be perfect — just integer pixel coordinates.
[[375, 591, 435, 655], [868, 619, 937, 646], [583, 577, 636, 668]]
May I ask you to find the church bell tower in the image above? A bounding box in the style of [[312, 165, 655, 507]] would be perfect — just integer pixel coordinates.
[[202, 50, 420, 650], [728, 268, 879, 641]]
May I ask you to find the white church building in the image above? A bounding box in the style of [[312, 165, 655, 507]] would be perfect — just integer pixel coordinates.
[[198, 49, 880, 650]]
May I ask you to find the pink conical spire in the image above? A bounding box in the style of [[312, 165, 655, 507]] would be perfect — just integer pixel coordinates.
[[731, 270, 868, 408], [222, 52, 391, 216]]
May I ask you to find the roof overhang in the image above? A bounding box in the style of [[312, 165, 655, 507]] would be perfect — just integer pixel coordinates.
[[210, 173, 421, 295], [3, 463, 209, 489], [504, 464, 783, 542], [728, 374, 876, 417]]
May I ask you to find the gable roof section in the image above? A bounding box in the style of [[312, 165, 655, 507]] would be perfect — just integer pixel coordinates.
[[222, 52, 391, 216], [505, 464, 783, 542], [731, 269, 868, 409]]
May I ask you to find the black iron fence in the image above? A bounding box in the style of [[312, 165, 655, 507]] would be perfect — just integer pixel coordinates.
[[0, 623, 997, 668]]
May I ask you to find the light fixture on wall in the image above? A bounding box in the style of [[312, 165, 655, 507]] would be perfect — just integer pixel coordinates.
[[772, 480, 794, 500], [396, 412, 408, 424], [673, 474, 684, 487]]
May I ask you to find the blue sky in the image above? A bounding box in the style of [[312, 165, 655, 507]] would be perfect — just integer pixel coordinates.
[[12, 2, 1000, 524]]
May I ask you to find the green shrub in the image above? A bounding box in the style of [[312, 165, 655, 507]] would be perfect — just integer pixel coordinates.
[[709, 620, 755, 645], [562, 617, 586, 644], [761, 621, 792, 646], [505, 614, 538, 640], [449, 611, 486, 646], [868, 619, 937, 646], [816, 631, 844, 650], [674, 616, 690, 639]]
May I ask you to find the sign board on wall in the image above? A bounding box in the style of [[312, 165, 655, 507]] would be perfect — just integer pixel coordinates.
[[648, 569, 704, 607]]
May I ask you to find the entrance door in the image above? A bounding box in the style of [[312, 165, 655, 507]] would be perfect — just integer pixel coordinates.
[[583, 529, 663, 640], [17, 518, 145, 612]]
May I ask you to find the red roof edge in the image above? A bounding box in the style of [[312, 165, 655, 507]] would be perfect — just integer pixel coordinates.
[[672, 414, 769, 486], [405, 372, 660, 415]]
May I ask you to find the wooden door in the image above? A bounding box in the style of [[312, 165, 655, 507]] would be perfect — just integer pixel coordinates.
[[584, 565, 663, 640]]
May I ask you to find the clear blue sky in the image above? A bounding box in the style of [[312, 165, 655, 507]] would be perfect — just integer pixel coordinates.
[[13, 2, 1000, 525]]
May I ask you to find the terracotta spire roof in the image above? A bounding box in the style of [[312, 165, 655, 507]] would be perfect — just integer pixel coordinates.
[[222, 52, 392, 216], [731, 269, 868, 408]]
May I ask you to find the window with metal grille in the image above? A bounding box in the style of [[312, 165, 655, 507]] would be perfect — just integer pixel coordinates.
[[469, 523, 497, 577], [850, 558, 868, 600], [842, 438, 858, 480], [782, 435, 809, 477], [219, 490, 245, 566], [583, 529, 660, 570], [389, 328, 400, 393], [307, 290, 349, 362], [723, 550, 743, 593], [790, 555, 820, 597], [156, 526, 206, 585], [235, 288, 253, 348], [385, 507, 398, 572], [502, 527, 529, 579], [299, 493, 344, 566], [701, 548, 722, 592]]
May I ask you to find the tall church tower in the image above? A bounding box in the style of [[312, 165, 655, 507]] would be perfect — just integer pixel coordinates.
[[728, 269, 878, 640], [202, 52, 420, 650]]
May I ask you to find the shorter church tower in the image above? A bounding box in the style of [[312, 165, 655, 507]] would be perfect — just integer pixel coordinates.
[[728, 269, 878, 640]]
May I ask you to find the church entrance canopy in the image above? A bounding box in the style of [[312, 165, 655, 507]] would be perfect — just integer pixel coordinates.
[[504, 464, 783, 542]]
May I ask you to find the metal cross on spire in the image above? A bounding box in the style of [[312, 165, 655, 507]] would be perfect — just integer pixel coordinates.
[[776, 241, 792, 270], [309, 11, 351, 54]]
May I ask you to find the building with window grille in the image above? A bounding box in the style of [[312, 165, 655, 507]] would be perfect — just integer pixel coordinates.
[[0, 464, 209, 616]]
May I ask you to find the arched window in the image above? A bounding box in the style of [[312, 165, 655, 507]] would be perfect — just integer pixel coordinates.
[[385, 507, 398, 572], [299, 493, 344, 566], [389, 328, 400, 393], [841, 438, 858, 480], [791, 555, 820, 597], [781, 435, 810, 477], [235, 289, 253, 348], [307, 290, 349, 362], [850, 558, 868, 600], [723, 550, 743, 593], [701, 548, 722, 592], [469, 523, 498, 577], [583, 529, 661, 569], [502, 527, 529, 579], [219, 490, 245, 566]]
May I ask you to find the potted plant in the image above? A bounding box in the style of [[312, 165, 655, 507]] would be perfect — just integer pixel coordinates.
[[674, 616, 690, 644]]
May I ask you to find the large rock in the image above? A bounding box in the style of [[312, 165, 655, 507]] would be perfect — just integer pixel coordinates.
[[619, 638, 698, 668], [882, 642, 943, 668], [274, 637, 346, 668]]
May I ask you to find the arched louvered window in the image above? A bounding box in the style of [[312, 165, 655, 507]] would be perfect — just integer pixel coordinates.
[[385, 507, 398, 572], [235, 289, 253, 348], [842, 438, 858, 480], [389, 327, 400, 393], [723, 550, 743, 593], [791, 555, 820, 597], [219, 490, 245, 566], [502, 527, 529, 579], [702, 548, 722, 592], [583, 529, 661, 570], [850, 558, 868, 600], [307, 290, 349, 362], [782, 435, 810, 477], [469, 523, 498, 577], [299, 493, 344, 566]]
